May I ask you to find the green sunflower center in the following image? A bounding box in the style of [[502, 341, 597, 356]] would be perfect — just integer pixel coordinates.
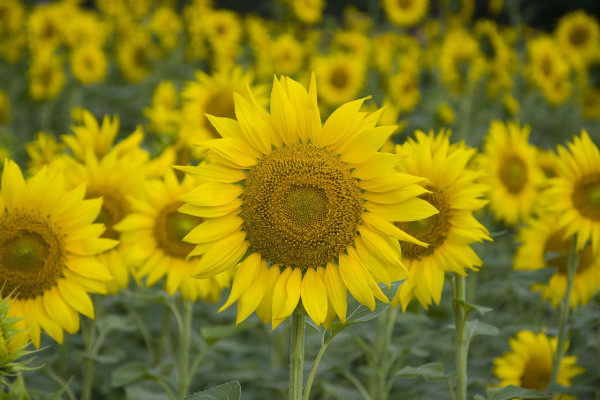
[[154, 201, 201, 258], [0, 211, 65, 299], [396, 186, 450, 260], [520, 357, 551, 391], [204, 90, 236, 139], [241, 144, 362, 269], [499, 154, 528, 194], [88, 191, 128, 240], [572, 173, 600, 221]]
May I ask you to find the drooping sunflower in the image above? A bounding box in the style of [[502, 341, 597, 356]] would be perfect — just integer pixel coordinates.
[[381, 0, 429, 27], [0, 160, 117, 348], [179, 75, 438, 328], [555, 10, 600, 68], [493, 330, 584, 393], [312, 54, 367, 109], [115, 168, 232, 302], [515, 214, 600, 309], [392, 130, 490, 310], [544, 130, 600, 253], [480, 120, 543, 226]]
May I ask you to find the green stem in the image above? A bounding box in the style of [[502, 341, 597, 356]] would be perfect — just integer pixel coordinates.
[[289, 312, 305, 400], [452, 275, 468, 400], [81, 317, 97, 400], [178, 298, 193, 400], [549, 239, 579, 387], [303, 335, 333, 400]]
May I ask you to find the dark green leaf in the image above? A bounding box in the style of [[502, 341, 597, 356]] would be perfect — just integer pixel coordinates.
[[393, 362, 455, 382], [185, 381, 241, 400], [482, 385, 552, 400], [110, 361, 154, 388], [454, 299, 492, 317], [464, 320, 499, 346]]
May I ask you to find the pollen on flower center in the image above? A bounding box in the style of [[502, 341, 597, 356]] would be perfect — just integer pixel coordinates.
[[573, 173, 600, 221], [241, 144, 362, 269], [0, 211, 65, 299], [397, 187, 450, 259], [155, 201, 201, 258], [499, 155, 528, 194]]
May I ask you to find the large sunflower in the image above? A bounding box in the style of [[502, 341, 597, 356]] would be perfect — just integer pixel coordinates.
[[179, 75, 438, 328], [0, 160, 116, 348], [545, 131, 600, 253], [493, 330, 584, 394], [480, 120, 543, 226], [392, 130, 490, 310], [115, 168, 232, 302], [515, 214, 600, 309]]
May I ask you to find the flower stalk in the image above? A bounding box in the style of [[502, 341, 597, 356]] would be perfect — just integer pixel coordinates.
[[289, 311, 305, 400], [452, 274, 468, 400]]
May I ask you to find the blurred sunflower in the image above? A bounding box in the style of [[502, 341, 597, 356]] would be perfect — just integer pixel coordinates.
[[577, 52, 600, 119], [27, 4, 64, 51], [116, 28, 156, 83], [436, 102, 456, 125], [0, 90, 10, 125], [332, 30, 371, 64], [25, 132, 69, 175], [526, 36, 571, 106], [439, 27, 483, 93], [28, 49, 65, 101], [180, 75, 437, 328], [444, 0, 474, 25], [289, 0, 324, 25], [515, 214, 600, 309], [545, 131, 600, 252], [493, 330, 584, 394], [150, 6, 182, 52], [268, 33, 305, 77], [143, 80, 181, 136], [555, 10, 600, 67], [480, 120, 543, 226], [116, 169, 231, 302], [313, 54, 366, 108], [393, 130, 490, 309], [0, 160, 116, 348], [70, 44, 108, 85], [381, 0, 429, 27], [387, 59, 421, 114]]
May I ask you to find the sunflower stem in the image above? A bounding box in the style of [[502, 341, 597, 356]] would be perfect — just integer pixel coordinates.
[[289, 312, 305, 400], [81, 317, 97, 400], [303, 333, 332, 400], [178, 298, 193, 400], [549, 238, 579, 387], [452, 274, 468, 400]]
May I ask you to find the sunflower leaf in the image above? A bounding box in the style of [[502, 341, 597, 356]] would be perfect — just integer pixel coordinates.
[[478, 385, 553, 400], [110, 361, 155, 388], [464, 320, 499, 347], [453, 299, 492, 317], [393, 362, 447, 381], [185, 381, 242, 400]]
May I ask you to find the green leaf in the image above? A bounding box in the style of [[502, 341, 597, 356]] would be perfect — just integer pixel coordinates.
[[185, 381, 241, 400], [200, 325, 239, 344], [394, 362, 442, 379], [454, 299, 492, 317], [110, 361, 154, 388], [480, 385, 552, 400], [464, 320, 499, 347]]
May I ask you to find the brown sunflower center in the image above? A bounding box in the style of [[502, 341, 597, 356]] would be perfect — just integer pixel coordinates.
[[241, 144, 362, 269], [330, 67, 350, 90], [569, 25, 590, 47], [499, 154, 528, 194], [396, 186, 450, 260], [544, 229, 593, 275], [397, 0, 414, 10], [204, 90, 236, 139], [0, 211, 65, 299], [154, 201, 201, 258], [520, 357, 551, 391], [572, 173, 600, 221], [88, 191, 128, 240]]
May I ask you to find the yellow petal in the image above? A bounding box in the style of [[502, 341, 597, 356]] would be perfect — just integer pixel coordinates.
[[178, 198, 242, 218], [323, 263, 347, 323], [219, 253, 263, 311], [43, 287, 79, 334], [57, 279, 95, 319], [179, 182, 242, 207], [338, 126, 397, 165], [301, 268, 328, 326], [236, 258, 270, 325], [338, 251, 375, 311], [192, 232, 248, 278], [184, 215, 243, 244], [255, 265, 281, 324], [365, 197, 439, 222], [272, 267, 302, 329]]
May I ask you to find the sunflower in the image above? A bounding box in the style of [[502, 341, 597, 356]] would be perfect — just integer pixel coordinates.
[[439, 27, 483, 93], [515, 214, 600, 309], [555, 10, 600, 68], [28, 49, 65, 102], [25, 132, 69, 175], [387, 59, 421, 114], [267, 33, 306, 77], [493, 330, 584, 394], [27, 3, 64, 51], [480, 120, 543, 226], [115, 169, 231, 302], [332, 30, 372, 64], [70, 44, 108, 85], [381, 0, 428, 27], [0, 160, 117, 348], [116, 28, 156, 83], [0, 90, 10, 126], [289, 0, 324, 25], [544, 131, 600, 253], [436, 102, 456, 125], [179, 75, 438, 328], [143, 80, 181, 136], [313, 54, 367, 109], [392, 130, 490, 309], [526, 36, 571, 106], [150, 6, 182, 52]]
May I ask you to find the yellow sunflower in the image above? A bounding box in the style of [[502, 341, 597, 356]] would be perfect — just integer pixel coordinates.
[[289, 0, 324, 25], [387, 59, 421, 114], [480, 120, 543, 226], [493, 330, 584, 394], [70, 44, 108, 85], [515, 214, 600, 309], [545, 130, 600, 253], [0, 160, 117, 348], [392, 130, 490, 309], [312, 54, 367, 109], [0, 90, 10, 125], [150, 6, 183, 52], [143, 80, 181, 136], [444, 0, 474, 25], [267, 33, 306, 77], [28, 49, 65, 102], [25, 132, 69, 175], [116, 169, 231, 302], [555, 10, 600, 68], [332, 30, 372, 64], [179, 75, 438, 328], [116, 28, 156, 83], [526, 36, 571, 106], [439, 27, 483, 93], [381, 0, 429, 27]]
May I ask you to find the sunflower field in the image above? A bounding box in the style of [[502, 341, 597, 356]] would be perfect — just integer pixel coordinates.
[[1, 0, 600, 399]]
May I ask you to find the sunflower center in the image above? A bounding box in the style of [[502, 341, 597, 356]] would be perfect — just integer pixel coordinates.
[[0, 211, 65, 299], [499, 155, 528, 194], [154, 201, 201, 258], [204, 90, 236, 138], [397, 0, 414, 10], [88, 191, 128, 240], [572, 173, 600, 221], [569, 25, 589, 47], [520, 357, 551, 391], [241, 144, 362, 269], [396, 187, 450, 260], [330, 67, 350, 90], [544, 229, 593, 275]]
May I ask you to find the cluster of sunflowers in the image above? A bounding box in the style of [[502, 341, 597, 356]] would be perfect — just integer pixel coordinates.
[[1, 0, 600, 399]]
